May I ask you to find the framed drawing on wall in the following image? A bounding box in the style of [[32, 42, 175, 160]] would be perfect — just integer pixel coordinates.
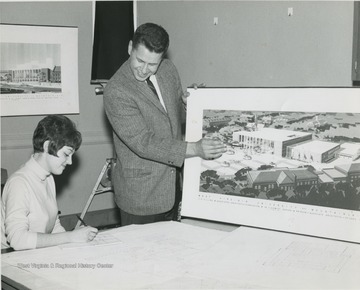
[[0, 24, 79, 116], [182, 87, 360, 243]]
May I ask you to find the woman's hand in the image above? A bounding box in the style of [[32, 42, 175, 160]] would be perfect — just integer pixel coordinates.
[[70, 226, 98, 243]]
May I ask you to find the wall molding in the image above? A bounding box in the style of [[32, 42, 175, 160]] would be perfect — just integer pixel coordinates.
[[1, 130, 113, 150]]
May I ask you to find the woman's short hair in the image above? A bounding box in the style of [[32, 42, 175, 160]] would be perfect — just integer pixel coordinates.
[[132, 23, 169, 54], [33, 115, 82, 156]]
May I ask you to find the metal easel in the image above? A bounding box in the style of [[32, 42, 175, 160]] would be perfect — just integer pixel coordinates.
[[75, 158, 116, 228]]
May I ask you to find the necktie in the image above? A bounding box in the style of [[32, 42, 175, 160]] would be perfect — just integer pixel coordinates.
[[146, 77, 159, 100]]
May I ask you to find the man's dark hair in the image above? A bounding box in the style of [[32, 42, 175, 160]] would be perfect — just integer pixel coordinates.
[[33, 115, 82, 156], [132, 23, 169, 54]]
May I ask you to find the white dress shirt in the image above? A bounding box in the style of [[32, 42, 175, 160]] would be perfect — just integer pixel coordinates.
[[150, 74, 167, 112]]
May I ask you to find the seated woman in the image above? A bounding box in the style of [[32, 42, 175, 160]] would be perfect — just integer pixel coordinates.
[[1, 115, 98, 250]]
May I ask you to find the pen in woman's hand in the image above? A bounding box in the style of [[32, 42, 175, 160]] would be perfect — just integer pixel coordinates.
[[76, 214, 88, 227]]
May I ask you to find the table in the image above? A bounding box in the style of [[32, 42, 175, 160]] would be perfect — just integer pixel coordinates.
[[2, 220, 360, 289]]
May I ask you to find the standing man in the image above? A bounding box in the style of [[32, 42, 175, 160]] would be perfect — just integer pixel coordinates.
[[104, 23, 225, 226]]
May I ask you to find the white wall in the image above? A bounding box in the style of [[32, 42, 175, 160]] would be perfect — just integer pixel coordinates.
[[137, 1, 355, 88]]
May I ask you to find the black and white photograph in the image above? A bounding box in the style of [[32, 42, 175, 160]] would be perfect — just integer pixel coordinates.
[[1, 1, 360, 290]]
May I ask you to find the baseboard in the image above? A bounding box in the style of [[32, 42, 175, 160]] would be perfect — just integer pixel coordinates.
[[59, 208, 121, 231]]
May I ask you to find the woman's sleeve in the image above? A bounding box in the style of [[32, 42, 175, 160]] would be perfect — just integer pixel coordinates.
[[3, 178, 37, 250]]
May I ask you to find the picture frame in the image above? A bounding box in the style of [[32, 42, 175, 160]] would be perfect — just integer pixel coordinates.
[[0, 24, 79, 116], [182, 87, 360, 243]]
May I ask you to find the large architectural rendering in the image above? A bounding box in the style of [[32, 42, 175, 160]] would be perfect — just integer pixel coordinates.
[[182, 88, 360, 243]]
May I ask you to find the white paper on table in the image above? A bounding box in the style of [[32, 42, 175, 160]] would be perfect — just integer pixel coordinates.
[[185, 225, 360, 289], [1, 221, 229, 290], [59, 231, 122, 249]]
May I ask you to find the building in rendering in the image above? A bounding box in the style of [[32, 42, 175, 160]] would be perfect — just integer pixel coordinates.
[[247, 167, 318, 191], [334, 163, 360, 183], [52, 66, 62, 83], [233, 128, 312, 157], [321, 168, 347, 183], [2, 67, 59, 83], [286, 140, 340, 163], [337, 143, 360, 161]]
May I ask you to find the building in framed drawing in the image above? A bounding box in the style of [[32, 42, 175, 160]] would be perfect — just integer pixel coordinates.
[[0, 24, 79, 116]]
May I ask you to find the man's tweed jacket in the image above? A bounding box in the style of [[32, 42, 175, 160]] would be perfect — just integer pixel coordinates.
[[104, 58, 187, 215]]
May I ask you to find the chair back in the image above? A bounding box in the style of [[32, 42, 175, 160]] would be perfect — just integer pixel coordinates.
[[1, 168, 8, 195], [1, 168, 9, 249]]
